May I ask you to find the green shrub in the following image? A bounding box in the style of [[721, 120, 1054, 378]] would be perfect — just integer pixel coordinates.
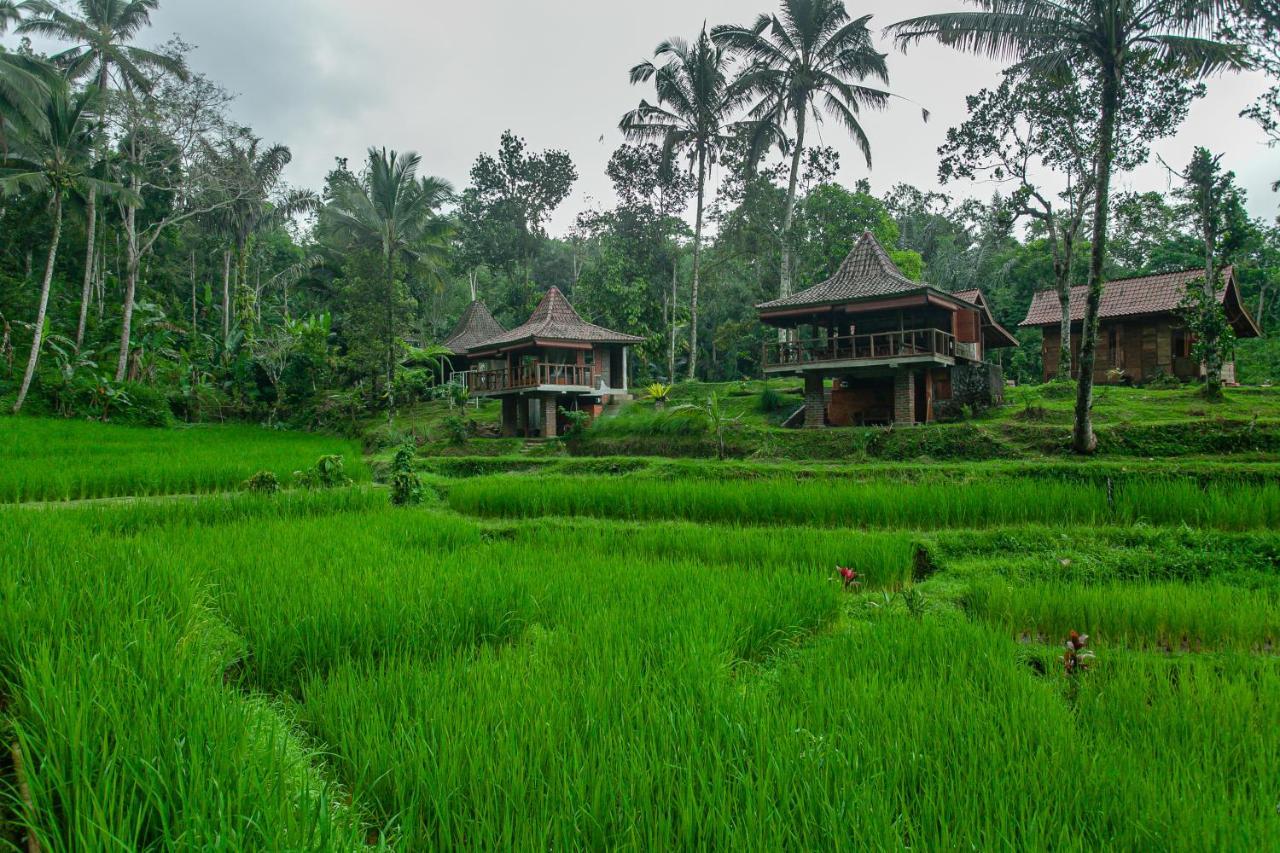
[[442, 415, 471, 446], [242, 471, 280, 494], [294, 455, 352, 489]]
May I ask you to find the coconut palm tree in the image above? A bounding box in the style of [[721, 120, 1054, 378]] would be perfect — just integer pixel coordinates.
[[621, 26, 756, 381], [713, 0, 919, 305], [0, 1, 50, 148], [204, 135, 319, 335], [888, 1, 1250, 453], [18, 0, 188, 351], [1, 81, 125, 412], [325, 147, 453, 414]]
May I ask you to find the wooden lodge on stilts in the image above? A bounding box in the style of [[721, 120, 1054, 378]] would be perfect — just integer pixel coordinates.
[[461, 287, 643, 438], [757, 232, 1018, 427]]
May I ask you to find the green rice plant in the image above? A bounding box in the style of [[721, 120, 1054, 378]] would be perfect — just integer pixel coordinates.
[[0, 416, 367, 503], [962, 578, 1280, 651], [446, 475, 1280, 530]]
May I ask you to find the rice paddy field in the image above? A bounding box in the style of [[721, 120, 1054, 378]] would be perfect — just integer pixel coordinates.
[[3, 416, 1280, 850]]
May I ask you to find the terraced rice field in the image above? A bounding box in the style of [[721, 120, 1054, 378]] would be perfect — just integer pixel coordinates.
[[2, 420, 1278, 849]]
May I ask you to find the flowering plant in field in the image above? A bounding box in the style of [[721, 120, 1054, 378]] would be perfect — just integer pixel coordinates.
[[1063, 631, 1095, 675], [836, 566, 861, 589]]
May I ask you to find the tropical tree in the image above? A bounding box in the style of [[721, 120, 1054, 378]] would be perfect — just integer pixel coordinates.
[[713, 0, 918, 307], [18, 0, 188, 351], [1, 82, 124, 412], [890, 1, 1250, 453], [622, 26, 753, 380], [1173, 147, 1243, 398], [0, 2, 50, 150], [325, 147, 452, 415], [204, 135, 318, 335]]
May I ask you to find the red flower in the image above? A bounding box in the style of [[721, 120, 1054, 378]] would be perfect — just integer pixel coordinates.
[[836, 566, 861, 588]]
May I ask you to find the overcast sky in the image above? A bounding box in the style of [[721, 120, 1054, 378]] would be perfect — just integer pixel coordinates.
[[22, 0, 1280, 231]]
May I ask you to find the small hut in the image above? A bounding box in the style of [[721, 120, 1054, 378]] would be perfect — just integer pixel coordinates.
[[440, 300, 506, 379], [466, 287, 644, 438]]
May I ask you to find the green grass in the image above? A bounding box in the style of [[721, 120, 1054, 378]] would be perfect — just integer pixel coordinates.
[[0, 415, 368, 502], [446, 474, 1280, 530], [3, 419, 1280, 849]]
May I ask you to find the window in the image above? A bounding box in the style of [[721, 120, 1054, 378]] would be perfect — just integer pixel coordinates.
[[1172, 328, 1192, 360]]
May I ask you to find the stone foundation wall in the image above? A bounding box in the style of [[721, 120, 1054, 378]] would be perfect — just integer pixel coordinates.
[[893, 371, 915, 424], [803, 374, 826, 429]]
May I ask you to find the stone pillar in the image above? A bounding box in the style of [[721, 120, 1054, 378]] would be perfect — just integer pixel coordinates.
[[542, 396, 559, 439], [501, 397, 518, 437], [894, 370, 916, 425], [516, 396, 529, 437], [803, 373, 827, 429]]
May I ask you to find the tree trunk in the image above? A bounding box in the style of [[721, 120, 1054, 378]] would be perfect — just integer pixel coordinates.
[[115, 196, 139, 382], [1057, 287, 1073, 380], [75, 190, 96, 350], [221, 248, 232, 340], [14, 191, 64, 414], [669, 258, 678, 381], [687, 148, 706, 382], [190, 250, 198, 335], [385, 253, 396, 422], [1072, 66, 1120, 454], [1258, 284, 1267, 333], [779, 107, 807, 302], [1201, 231, 1223, 397]]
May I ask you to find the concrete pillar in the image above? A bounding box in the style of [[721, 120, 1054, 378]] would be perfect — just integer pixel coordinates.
[[894, 370, 916, 425], [516, 396, 529, 437], [500, 397, 518, 437], [542, 396, 559, 439], [803, 373, 827, 429]]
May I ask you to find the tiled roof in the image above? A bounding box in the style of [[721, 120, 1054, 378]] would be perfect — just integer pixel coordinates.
[[1020, 268, 1235, 326], [757, 232, 922, 311], [441, 300, 506, 355], [952, 289, 981, 306], [469, 287, 644, 352]]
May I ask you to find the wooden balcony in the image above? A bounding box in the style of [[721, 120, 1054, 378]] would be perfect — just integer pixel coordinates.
[[467, 362, 600, 396], [763, 328, 958, 373]]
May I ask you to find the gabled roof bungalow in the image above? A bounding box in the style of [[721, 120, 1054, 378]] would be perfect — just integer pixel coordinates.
[[757, 232, 1017, 427], [465, 287, 644, 438], [1020, 267, 1261, 384]]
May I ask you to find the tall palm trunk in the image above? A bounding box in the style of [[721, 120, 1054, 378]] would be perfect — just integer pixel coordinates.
[[115, 186, 139, 382], [76, 193, 96, 349], [76, 65, 109, 352], [669, 258, 678, 381], [780, 106, 807, 303], [385, 251, 397, 422], [687, 148, 706, 381], [14, 191, 63, 413], [221, 248, 231, 339], [1072, 67, 1120, 454]]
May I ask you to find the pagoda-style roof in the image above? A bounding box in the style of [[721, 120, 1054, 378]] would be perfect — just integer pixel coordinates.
[[1020, 267, 1260, 337], [469, 287, 644, 354], [441, 300, 506, 355], [757, 231, 926, 312]]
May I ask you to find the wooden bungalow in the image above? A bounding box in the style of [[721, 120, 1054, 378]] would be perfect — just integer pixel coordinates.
[[1019, 267, 1261, 384], [757, 232, 1018, 427], [439, 300, 506, 379], [465, 287, 644, 438]]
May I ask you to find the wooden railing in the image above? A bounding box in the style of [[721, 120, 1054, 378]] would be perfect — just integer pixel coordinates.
[[763, 328, 956, 369], [467, 362, 599, 393]]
